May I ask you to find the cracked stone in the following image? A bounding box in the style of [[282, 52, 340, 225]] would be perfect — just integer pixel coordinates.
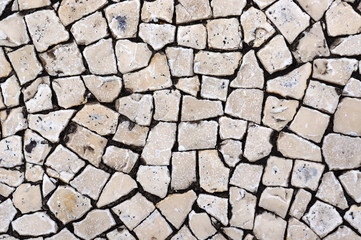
[[175, 0, 212, 24], [0, 48, 11, 78], [107, 227, 136, 240], [201, 76, 229, 101], [113, 120, 149, 147], [259, 187, 294, 218], [175, 76, 200, 97], [339, 170, 361, 203], [219, 117, 247, 141], [219, 139, 243, 167], [287, 218, 320, 240], [297, 0, 332, 21], [244, 124, 273, 162], [343, 77, 361, 98], [0, 13, 29, 47], [141, 0, 173, 23], [0, 135, 23, 168], [165, 47, 194, 77], [134, 210, 173, 240], [344, 205, 361, 234], [324, 226, 361, 240], [197, 194, 228, 225], [46, 228, 78, 240], [331, 34, 361, 56], [316, 172, 348, 209], [1, 76, 20, 108], [0, 107, 27, 138], [0, 199, 17, 233], [102, 146, 138, 173], [25, 163, 44, 182], [0, 168, 24, 187], [171, 225, 197, 240], [24, 129, 51, 165], [82, 75, 122, 103]]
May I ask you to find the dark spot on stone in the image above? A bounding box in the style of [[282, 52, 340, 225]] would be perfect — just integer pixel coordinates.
[[115, 16, 127, 31], [83, 145, 94, 153], [128, 121, 135, 131], [25, 140, 37, 153]]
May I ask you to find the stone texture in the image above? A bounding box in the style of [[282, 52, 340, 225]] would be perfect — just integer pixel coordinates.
[[24, 129, 51, 165], [107, 227, 136, 240], [324, 226, 361, 240], [175, 76, 200, 97], [12, 212, 57, 236], [259, 187, 294, 218], [177, 24, 207, 49], [197, 194, 228, 225], [171, 151, 196, 190], [171, 225, 197, 240], [211, 0, 246, 17], [102, 146, 138, 173], [82, 75, 122, 103], [141, 0, 173, 23], [25, 163, 44, 182], [262, 156, 293, 187], [53, 76, 87, 108], [133, 210, 173, 240], [136, 165, 170, 198], [153, 90, 181, 122], [178, 121, 218, 151], [339, 170, 361, 203], [316, 172, 348, 209], [343, 78, 361, 97], [201, 76, 229, 101], [0, 13, 29, 47], [0, 48, 11, 78], [219, 117, 247, 140], [287, 218, 320, 240], [331, 34, 361, 56], [194, 51, 242, 76], [253, 212, 287, 240], [188, 211, 216, 240], [175, 0, 212, 24], [0, 107, 27, 137], [291, 160, 325, 191], [12, 183, 41, 214], [46, 228, 79, 240], [181, 96, 223, 121], [165, 47, 193, 77], [0, 199, 17, 233], [23, 80, 53, 114], [230, 163, 263, 193], [207, 18, 242, 50], [116, 94, 153, 126], [113, 120, 149, 147], [219, 140, 243, 167], [289, 189, 312, 219], [0, 135, 23, 168], [139, 23, 175, 51], [334, 97, 361, 136], [1, 76, 20, 108], [296, 0, 332, 21], [0, 168, 24, 187], [18, 0, 50, 9], [244, 124, 273, 162], [223, 227, 244, 240], [344, 205, 361, 234]]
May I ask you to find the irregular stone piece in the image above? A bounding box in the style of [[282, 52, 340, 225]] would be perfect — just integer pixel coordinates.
[[207, 18, 242, 50], [277, 132, 322, 162], [134, 210, 173, 240], [0, 107, 27, 137], [291, 160, 325, 191], [0, 199, 17, 233], [296, 0, 332, 21], [312, 58, 358, 86], [73, 103, 119, 136], [40, 42, 85, 77], [0, 183, 14, 198], [46, 228, 79, 240], [165, 47, 193, 77], [141, 0, 173, 23], [136, 166, 170, 198], [344, 205, 361, 234], [65, 124, 107, 167], [253, 0, 276, 9], [97, 172, 137, 207], [83, 39, 117, 75], [343, 77, 361, 97], [223, 227, 244, 240], [0, 48, 11, 78], [188, 211, 216, 240], [230, 163, 263, 193], [178, 121, 218, 151], [262, 156, 293, 187], [0, 13, 29, 47], [331, 34, 361, 56], [175, 0, 212, 24], [241, 7, 275, 47], [334, 97, 361, 136], [139, 23, 176, 50], [219, 117, 247, 140], [219, 140, 243, 167], [115, 40, 152, 74], [287, 218, 320, 240], [324, 226, 361, 240], [181, 96, 223, 121], [303, 80, 340, 114], [199, 150, 230, 193], [289, 107, 330, 143], [7, 45, 43, 85], [123, 53, 172, 92], [259, 187, 294, 218], [194, 51, 242, 76], [0, 168, 24, 187], [1, 76, 20, 108], [13, 184, 41, 213], [303, 201, 342, 237], [339, 170, 361, 203], [197, 194, 228, 225], [82, 75, 122, 103], [47, 186, 91, 224], [71, 11, 108, 46], [254, 212, 287, 240], [153, 90, 181, 122], [141, 122, 176, 165], [24, 82, 53, 114], [24, 130, 51, 165], [73, 209, 115, 239], [113, 120, 149, 147], [177, 24, 207, 49], [0, 136, 22, 168], [28, 110, 75, 143], [172, 225, 197, 240], [201, 76, 229, 101], [266, 0, 310, 43], [45, 145, 85, 183], [104, 0, 140, 39], [18, 0, 50, 10], [244, 124, 273, 162], [157, 190, 197, 229], [70, 165, 110, 200], [107, 227, 136, 240], [211, 0, 246, 17], [25, 163, 44, 182], [25, 10, 69, 52], [102, 146, 138, 173], [293, 22, 330, 62], [112, 193, 155, 230], [58, 0, 108, 26], [12, 212, 57, 236], [316, 172, 348, 209], [171, 151, 196, 190], [289, 189, 312, 219], [175, 76, 200, 97]]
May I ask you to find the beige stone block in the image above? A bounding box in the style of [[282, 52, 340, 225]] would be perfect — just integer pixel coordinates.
[[287, 218, 320, 240], [136, 166, 170, 198], [25, 163, 44, 182], [229, 187, 256, 230], [343, 77, 361, 97], [0, 168, 24, 188], [0, 76, 20, 108], [141, 0, 173, 23], [0, 135, 22, 168], [102, 146, 138, 173], [11, 212, 57, 236], [316, 172, 348, 209], [181, 95, 223, 121], [296, 0, 332, 21], [171, 225, 197, 240], [13, 183, 42, 214], [171, 151, 196, 190], [254, 212, 287, 240], [0, 199, 17, 233], [139, 23, 175, 50], [177, 24, 207, 49], [244, 124, 273, 162], [230, 163, 263, 193], [207, 18, 242, 50], [188, 211, 216, 240], [175, 0, 212, 24], [339, 170, 361, 203], [334, 97, 361, 136], [153, 89, 181, 122], [134, 210, 173, 240], [165, 47, 193, 77], [262, 156, 293, 187], [0, 48, 11, 78], [259, 187, 294, 218], [291, 160, 325, 191], [219, 117, 247, 140], [0, 107, 27, 137], [178, 121, 218, 151], [324, 226, 361, 240], [0, 13, 29, 47], [219, 140, 243, 167], [194, 51, 242, 76], [197, 194, 228, 225], [344, 205, 361, 234], [24, 129, 51, 165], [331, 34, 361, 56], [201, 76, 229, 101], [113, 120, 149, 147], [289, 189, 312, 219], [82, 75, 122, 103]]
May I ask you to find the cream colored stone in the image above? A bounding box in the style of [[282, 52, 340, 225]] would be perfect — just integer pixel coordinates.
[[259, 187, 294, 218], [241, 7, 275, 48], [0, 135, 22, 168], [24, 83, 53, 114], [171, 225, 197, 240], [223, 227, 244, 240], [0, 168, 24, 187], [0, 199, 17, 233], [334, 97, 361, 136], [312, 58, 358, 86], [141, 0, 173, 23], [207, 18, 241, 50], [134, 210, 173, 240], [165, 47, 193, 77], [316, 172, 348, 209], [0, 48, 11, 78], [0, 13, 29, 47], [254, 212, 287, 240], [0, 107, 27, 137], [83, 39, 117, 75], [139, 23, 175, 51], [324, 226, 361, 240], [212, 0, 246, 17], [105, 0, 140, 39], [188, 211, 216, 240], [287, 218, 320, 240], [65, 124, 107, 167], [199, 150, 230, 193], [175, 76, 200, 97], [291, 160, 325, 191], [289, 189, 312, 219], [343, 78, 361, 97], [153, 89, 181, 121], [157, 190, 196, 229], [200, 76, 229, 101], [244, 124, 273, 162], [303, 201, 342, 237], [115, 40, 152, 74], [344, 205, 361, 234], [25, 10, 69, 52], [262, 156, 293, 187], [73, 209, 115, 239], [12, 183, 41, 214], [257, 35, 293, 74], [219, 140, 242, 167], [219, 117, 247, 140], [59, 0, 107, 26], [106, 227, 136, 240], [0, 183, 14, 198], [102, 146, 138, 173], [123, 53, 172, 92], [289, 107, 330, 143], [46, 228, 78, 240], [73, 103, 119, 136], [40, 42, 85, 76], [177, 24, 207, 49], [1, 76, 20, 108], [28, 110, 75, 143], [42, 175, 56, 198], [171, 151, 196, 190], [197, 194, 228, 225], [12, 212, 57, 236], [70, 165, 110, 200], [178, 121, 218, 151], [339, 170, 361, 203], [25, 163, 44, 182], [253, 0, 276, 9], [194, 51, 242, 76], [83, 75, 122, 103], [24, 130, 51, 165], [331, 34, 361, 56], [277, 132, 322, 162], [53, 76, 87, 108], [181, 96, 223, 121], [175, 0, 212, 24], [45, 145, 85, 183], [22, 76, 50, 102], [113, 120, 149, 147], [112, 193, 155, 230], [137, 165, 170, 198], [296, 0, 332, 21], [97, 172, 137, 207], [230, 163, 263, 193], [141, 122, 176, 165], [7, 45, 42, 85]]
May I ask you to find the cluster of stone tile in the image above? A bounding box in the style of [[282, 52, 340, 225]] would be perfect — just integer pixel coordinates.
[[0, 0, 361, 239]]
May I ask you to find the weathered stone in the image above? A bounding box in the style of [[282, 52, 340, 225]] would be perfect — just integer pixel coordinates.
[[230, 163, 263, 193], [297, 0, 332, 21], [24, 129, 51, 165], [12, 212, 57, 236], [194, 51, 242, 76], [181, 96, 223, 121], [211, 0, 246, 17], [46, 228, 78, 240], [259, 187, 294, 218], [287, 218, 320, 240], [153, 90, 181, 122], [25, 10, 69, 52], [18, 0, 50, 9], [25, 163, 44, 182], [134, 210, 173, 240], [0, 107, 27, 137], [175, 76, 200, 97], [200, 76, 229, 101], [178, 121, 218, 151], [42, 175, 56, 196], [141, 0, 173, 23], [171, 225, 197, 240], [324, 225, 361, 240], [289, 189, 312, 219], [0, 13, 29, 47], [0, 183, 14, 198], [188, 211, 216, 240], [136, 166, 170, 198], [344, 205, 361, 234], [334, 97, 361, 136], [343, 78, 361, 97], [339, 170, 361, 203], [113, 120, 149, 147], [171, 151, 196, 190], [316, 172, 348, 209], [0, 136, 22, 168], [82, 75, 122, 103], [175, 0, 212, 24], [223, 227, 244, 240], [1, 76, 20, 108], [106, 227, 136, 240], [244, 124, 273, 162], [253, 0, 276, 9], [331, 34, 361, 56], [0, 199, 17, 233], [102, 146, 138, 173], [219, 117, 247, 140], [262, 156, 293, 187], [207, 18, 242, 50], [22, 76, 50, 102], [0, 48, 11, 78], [165, 47, 193, 77], [139, 23, 175, 50], [219, 140, 243, 167], [177, 24, 207, 49], [197, 194, 228, 225], [254, 212, 287, 240], [23, 81, 53, 113], [0, 168, 24, 187], [291, 160, 325, 191], [199, 150, 230, 193]]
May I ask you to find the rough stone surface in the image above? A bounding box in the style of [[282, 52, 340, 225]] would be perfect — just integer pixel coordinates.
[[291, 160, 325, 191], [211, 0, 246, 17], [153, 89, 181, 121], [259, 187, 294, 218], [188, 211, 216, 240], [0, 107, 27, 137], [113, 120, 149, 147], [219, 139, 243, 167], [175, 76, 200, 97], [207, 18, 242, 50], [289, 189, 312, 219], [331, 34, 361, 56], [201, 76, 229, 101], [334, 97, 361, 136], [141, 0, 174, 23], [0, 199, 17, 233], [139, 23, 175, 51], [171, 151, 196, 190], [253, 212, 287, 240], [82, 75, 122, 103], [177, 24, 207, 49], [0, 135, 23, 168], [194, 51, 242, 76], [262, 156, 293, 187], [0, 13, 29, 47], [116, 94, 153, 126], [181, 96, 223, 121], [243, 124, 273, 162], [175, 0, 212, 24], [343, 77, 361, 97], [102, 146, 138, 173], [344, 205, 361, 234], [287, 218, 320, 240], [339, 170, 361, 203], [136, 166, 170, 198], [230, 163, 263, 193], [316, 172, 348, 209], [134, 210, 173, 240], [12, 212, 58, 236], [178, 121, 218, 151], [165, 47, 194, 77], [219, 117, 247, 140]]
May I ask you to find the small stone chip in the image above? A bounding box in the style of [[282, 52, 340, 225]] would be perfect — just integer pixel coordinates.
[[291, 160, 325, 191], [175, 76, 200, 97], [177, 24, 207, 49], [197, 194, 228, 225], [24, 129, 51, 165], [141, 0, 174, 23], [0, 13, 29, 47], [334, 97, 361, 136], [13, 183, 42, 214], [0, 135, 22, 168], [244, 124, 273, 162], [0, 107, 27, 137], [207, 18, 242, 50], [11, 212, 57, 236], [259, 187, 294, 218], [289, 189, 312, 219], [253, 212, 287, 240], [113, 120, 149, 147], [188, 211, 216, 240], [262, 156, 293, 187], [178, 121, 218, 151], [165, 47, 194, 77], [134, 210, 173, 240], [230, 163, 263, 193], [194, 51, 242, 76], [316, 172, 348, 209], [175, 0, 212, 24], [181, 96, 223, 121], [339, 170, 361, 203], [82, 75, 122, 103], [136, 165, 170, 198], [171, 151, 197, 190], [102, 146, 138, 173], [139, 23, 176, 50], [343, 78, 361, 98]]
